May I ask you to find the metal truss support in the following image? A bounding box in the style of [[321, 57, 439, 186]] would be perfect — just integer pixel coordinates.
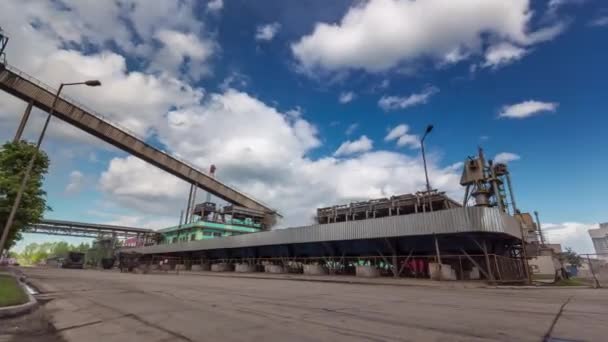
[[14, 100, 33, 142]]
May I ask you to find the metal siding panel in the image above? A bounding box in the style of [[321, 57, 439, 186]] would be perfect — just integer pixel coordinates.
[[127, 207, 522, 254]]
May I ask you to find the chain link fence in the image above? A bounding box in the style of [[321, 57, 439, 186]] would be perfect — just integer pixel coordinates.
[[567, 253, 607, 288]]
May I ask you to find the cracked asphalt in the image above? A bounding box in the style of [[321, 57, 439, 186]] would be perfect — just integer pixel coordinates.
[[15, 267, 608, 342]]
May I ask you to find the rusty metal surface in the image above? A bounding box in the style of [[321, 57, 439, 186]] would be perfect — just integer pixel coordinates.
[[128, 207, 522, 255], [0, 64, 278, 225]]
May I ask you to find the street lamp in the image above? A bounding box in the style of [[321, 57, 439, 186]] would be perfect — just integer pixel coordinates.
[[0, 80, 101, 256], [420, 124, 434, 193]]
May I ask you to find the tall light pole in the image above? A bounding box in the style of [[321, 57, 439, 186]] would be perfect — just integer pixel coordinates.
[[420, 124, 434, 193], [0, 80, 101, 257]]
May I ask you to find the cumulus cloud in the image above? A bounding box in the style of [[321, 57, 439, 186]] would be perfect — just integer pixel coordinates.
[[543, 222, 598, 254], [379, 86, 439, 111], [207, 0, 223, 13], [291, 0, 565, 74], [339, 91, 356, 104], [384, 124, 419, 149], [494, 152, 520, 164], [345, 123, 359, 135], [589, 16, 608, 27], [255, 23, 281, 41], [483, 43, 528, 69], [99, 89, 462, 226], [150, 29, 215, 80], [499, 100, 558, 119], [65, 170, 85, 194], [334, 136, 373, 157], [0, 0, 206, 139]]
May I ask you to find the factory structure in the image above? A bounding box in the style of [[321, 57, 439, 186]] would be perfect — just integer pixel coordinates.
[[0, 33, 550, 282], [124, 148, 547, 283]]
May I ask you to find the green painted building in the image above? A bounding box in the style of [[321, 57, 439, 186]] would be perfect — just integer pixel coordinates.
[[159, 219, 262, 244]]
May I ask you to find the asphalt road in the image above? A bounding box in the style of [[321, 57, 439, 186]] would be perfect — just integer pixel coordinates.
[[19, 267, 608, 342]]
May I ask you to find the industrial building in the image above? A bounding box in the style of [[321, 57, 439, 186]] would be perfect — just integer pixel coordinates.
[[125, 149, 537, 283], [589, 223, 608, 257]]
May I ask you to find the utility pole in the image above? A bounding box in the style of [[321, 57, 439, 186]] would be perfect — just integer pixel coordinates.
[[0, 80, 101, 256]]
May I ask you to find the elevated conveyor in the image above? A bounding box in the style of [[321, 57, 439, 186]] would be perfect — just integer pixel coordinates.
[[0, 63, 278, 227]]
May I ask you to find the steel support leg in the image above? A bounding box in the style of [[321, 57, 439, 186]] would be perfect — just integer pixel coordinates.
[[13, 101, 33, 143]]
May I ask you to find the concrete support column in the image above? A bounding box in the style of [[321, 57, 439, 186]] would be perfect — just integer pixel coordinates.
[[13, 101, 33, 143]]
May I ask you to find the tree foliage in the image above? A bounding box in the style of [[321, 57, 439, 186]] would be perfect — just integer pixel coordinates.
[[561, 247, 583, 267], [0, 141, 50, 250], [16, 241, 90, 265]]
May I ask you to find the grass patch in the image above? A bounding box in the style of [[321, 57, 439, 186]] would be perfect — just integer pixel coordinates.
[[0, 274, 28, 307], [553, 278, 588, 286]]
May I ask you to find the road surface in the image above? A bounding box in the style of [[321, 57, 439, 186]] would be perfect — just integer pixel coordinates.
[[18, 267, 608, 341]]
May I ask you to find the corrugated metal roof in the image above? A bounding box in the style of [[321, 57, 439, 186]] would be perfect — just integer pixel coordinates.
[[127, 207, 522, 255]]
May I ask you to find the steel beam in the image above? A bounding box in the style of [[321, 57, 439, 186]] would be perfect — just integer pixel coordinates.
[[0, 65, 278, 227]]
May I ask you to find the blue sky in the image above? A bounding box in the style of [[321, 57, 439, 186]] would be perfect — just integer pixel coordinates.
[[0, 0, 606, 253]]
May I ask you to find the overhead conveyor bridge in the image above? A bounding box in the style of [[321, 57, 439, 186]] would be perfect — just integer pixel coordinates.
[[0, 63, 278, 228]]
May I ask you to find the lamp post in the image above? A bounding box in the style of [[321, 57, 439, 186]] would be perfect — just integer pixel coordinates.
[[0, 80, 101, 257], [420, 124, 434, 193]]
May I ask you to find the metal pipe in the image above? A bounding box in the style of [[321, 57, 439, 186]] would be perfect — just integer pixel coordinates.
[[489, 162, 504, 212], [534, 211, 545, 246], [505, 171, 517, 214], [184, 184, 194, 224], [190, 185, 198, 223], [13, 101, 33, 143]]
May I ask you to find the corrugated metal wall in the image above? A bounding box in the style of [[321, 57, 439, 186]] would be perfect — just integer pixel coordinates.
[[130, 207, 521, 255]]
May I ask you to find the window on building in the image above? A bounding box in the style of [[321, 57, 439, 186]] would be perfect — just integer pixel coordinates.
[[172, 237, 177, 244], [213, 232, 221, 237], [191, 234, 196, 241], [203, 231, 212, 236]]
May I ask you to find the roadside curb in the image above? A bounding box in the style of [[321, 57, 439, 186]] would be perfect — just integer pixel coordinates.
[[0, 271, 38, 319]]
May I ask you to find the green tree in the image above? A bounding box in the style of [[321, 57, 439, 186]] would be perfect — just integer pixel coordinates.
[[561, 247, 583, 267], [0, 141, 50, 251]]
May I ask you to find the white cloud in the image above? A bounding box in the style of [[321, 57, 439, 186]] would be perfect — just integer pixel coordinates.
[[65, 170, 85, 194], [207, 0, 224, 13], [339, 91, 356, 104], [379, 86, 439, 111], [0, 1, 206, 139], [499, 100, 558, 119], [543, 222, 598, 254], [0, 0, 465, 229], [483, 42, 528, 69], [99, 89, 462, 226], [494, 152, 520, 164], [151, 29, 215, 80], [291, 0, 564, 74], [345, 123, 359, 135], [255, 23, 281, 41], [384, 124, 419, 149], [334, 136, 373, 157], [589, 16, 608, 27]]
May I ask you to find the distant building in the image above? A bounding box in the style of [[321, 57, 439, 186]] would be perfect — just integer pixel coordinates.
[[588, 223, 608, 256]]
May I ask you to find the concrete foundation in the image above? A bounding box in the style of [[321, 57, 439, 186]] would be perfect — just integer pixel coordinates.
[[465, 267, 480, 280], [211, 263, 232, 272], [356, 265, 380, 277], [191, 264, 210, 272], [303, 264, 328, 276], [429, 263, 457, 280], [264, 265, 285, 273], [235, 263, 257, 273]]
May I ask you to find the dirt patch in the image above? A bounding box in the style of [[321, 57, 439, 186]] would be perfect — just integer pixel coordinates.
[[0, 306, 65, 342]]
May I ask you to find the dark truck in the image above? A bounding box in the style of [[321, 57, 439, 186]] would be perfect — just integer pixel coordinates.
[[61, 251, 85, 269]]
